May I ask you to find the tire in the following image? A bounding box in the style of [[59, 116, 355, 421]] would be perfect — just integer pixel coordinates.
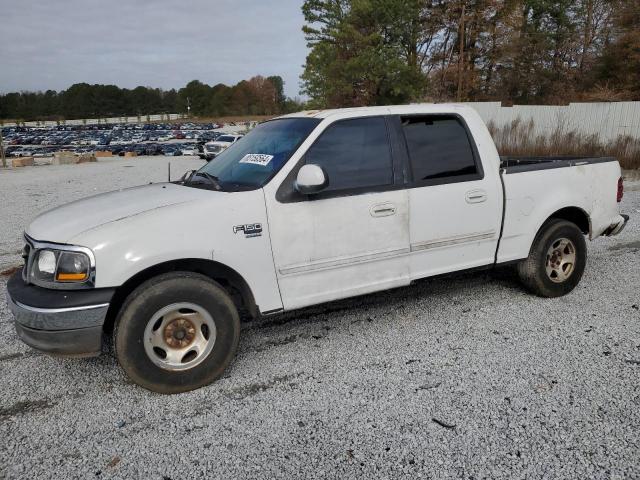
[[114, 272, 240, 394], [517, 219, 587, 298]]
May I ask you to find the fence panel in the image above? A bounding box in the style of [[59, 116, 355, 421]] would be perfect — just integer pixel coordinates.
[[465, 102, 640, 141]]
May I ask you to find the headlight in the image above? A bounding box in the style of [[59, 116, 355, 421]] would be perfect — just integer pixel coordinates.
[[25, 238, 95, 289], [35, 250, 57, 280]]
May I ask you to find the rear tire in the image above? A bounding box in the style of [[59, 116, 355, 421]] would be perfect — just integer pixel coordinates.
[[114, 272, 240, 394], [517, 219, 587, 298]]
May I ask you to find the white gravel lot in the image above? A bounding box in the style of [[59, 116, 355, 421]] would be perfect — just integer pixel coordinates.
[[0, 159, 639, 479]]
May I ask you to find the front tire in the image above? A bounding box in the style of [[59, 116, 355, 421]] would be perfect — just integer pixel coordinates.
[[114, 272, 240, 394], [517, 219, 587, 298]]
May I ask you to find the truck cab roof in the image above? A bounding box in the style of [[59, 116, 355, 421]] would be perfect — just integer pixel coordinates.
[[278, 103, 475, 120]]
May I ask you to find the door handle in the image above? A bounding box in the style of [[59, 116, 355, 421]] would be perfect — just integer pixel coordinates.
[[465, 189, 487, 204], [371, 203, 396, 217]]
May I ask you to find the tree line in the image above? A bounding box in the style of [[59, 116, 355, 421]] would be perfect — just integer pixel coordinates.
[[3, 1, 637, 120], [301, 0, 640, 107], [0, 75, 303, 121]]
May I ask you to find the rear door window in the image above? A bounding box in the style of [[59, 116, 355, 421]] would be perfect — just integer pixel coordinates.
[[401, 116, 481, 184]]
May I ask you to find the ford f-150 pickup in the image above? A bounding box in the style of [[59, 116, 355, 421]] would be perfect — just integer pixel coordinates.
[[6, 104, 629, 393]]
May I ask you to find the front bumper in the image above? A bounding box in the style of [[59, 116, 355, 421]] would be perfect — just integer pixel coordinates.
[[6, 272, 115, 357]]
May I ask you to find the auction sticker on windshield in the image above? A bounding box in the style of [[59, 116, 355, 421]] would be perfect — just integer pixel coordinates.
[[239, 154, 274, 166]]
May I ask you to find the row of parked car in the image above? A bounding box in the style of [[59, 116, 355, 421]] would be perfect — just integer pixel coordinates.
[[6, 142, 213, 158], [1, 122, 249, 158], [3, 123, 226, 145]]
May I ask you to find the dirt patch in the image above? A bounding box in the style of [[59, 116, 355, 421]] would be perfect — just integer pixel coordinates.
[[0, 399, 56, 422], [1, 265, 21, 277], [609, 241, 640, 252], [0, 352, 37, 362], [224, 373, 302, 400], [252, 334, 300, 353]]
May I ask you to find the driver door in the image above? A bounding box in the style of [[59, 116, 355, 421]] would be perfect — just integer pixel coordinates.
[[264, 116, 410, 310]]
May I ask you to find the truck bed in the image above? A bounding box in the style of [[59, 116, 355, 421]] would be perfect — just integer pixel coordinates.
[[500, 156, 616, 174], [497, 154, 624, 263]]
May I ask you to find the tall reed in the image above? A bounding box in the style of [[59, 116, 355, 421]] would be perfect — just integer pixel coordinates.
[[487, 118, 640, 170]]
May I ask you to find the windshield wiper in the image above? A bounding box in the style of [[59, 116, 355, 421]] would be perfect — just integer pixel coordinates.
[[176, 169, 223, 191], [192, 171, 222, 191], [178, 169, 196, 184]]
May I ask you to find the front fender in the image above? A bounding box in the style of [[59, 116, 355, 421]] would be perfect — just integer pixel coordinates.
[[70, 189, 283, 313]]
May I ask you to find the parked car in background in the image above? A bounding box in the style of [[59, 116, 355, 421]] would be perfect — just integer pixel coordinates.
[[201, 134, 243, 161], [10, 148, 33, 157], [160, 145, 180, 156], [180, 145, 200, 156]]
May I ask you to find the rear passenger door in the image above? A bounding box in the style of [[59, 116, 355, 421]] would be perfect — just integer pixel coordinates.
[[266, 116, 410, 310], [398, 114, 502, 278]]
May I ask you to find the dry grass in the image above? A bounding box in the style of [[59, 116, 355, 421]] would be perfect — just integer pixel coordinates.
[[487, 118, 640, 170]]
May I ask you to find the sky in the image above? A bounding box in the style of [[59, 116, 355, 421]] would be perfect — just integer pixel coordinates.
[[0, 0, 308, 97]]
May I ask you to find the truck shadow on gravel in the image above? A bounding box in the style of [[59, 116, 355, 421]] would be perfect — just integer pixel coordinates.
[[244, 265, 521, 333]]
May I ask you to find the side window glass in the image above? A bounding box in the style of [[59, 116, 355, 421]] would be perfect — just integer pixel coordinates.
[[304, 117, 393, 192], [402, 116, 478, 182]]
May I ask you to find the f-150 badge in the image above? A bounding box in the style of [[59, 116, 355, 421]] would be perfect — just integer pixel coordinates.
[[233, 223, 262, 238]]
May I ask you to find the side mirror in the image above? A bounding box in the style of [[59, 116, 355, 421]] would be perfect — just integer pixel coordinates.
[[294, 164, 329, 195]]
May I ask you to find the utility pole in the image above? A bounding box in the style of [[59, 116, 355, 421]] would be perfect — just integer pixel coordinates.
[[457, 2, 466, 102], [0, 127, 6, 168]]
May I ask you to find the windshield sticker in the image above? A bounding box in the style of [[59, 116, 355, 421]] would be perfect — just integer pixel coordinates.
[[239, 153, 274, 166]]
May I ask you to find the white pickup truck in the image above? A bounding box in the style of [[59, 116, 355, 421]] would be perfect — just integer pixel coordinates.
[[7, 105, 628, 393], [201, 134, 243, 161]]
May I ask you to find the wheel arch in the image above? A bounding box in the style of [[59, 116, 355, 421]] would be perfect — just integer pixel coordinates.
[[103, 258, 258, 334], [523, 206, 591, 259], [545, 206, 591, 236]]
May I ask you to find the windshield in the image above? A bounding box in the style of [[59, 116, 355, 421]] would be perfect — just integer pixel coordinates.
[[217, 135, 236, 143], [198, 118, 320, 190]]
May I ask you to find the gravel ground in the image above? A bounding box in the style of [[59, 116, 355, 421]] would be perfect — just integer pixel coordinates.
[[0, 159, 639, 479]]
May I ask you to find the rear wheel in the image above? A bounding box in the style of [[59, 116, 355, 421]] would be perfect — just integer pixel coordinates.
[[517, 219, 587, 297], [114, 272, 240, 394]]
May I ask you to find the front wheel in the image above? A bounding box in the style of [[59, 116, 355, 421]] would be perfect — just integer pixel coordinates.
[[114, 272, 240, 394], [517, 219, 587, 298]]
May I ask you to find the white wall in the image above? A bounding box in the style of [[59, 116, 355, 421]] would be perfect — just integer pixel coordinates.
[[3, 113, 185, 128], [465, 101, 640, 142]]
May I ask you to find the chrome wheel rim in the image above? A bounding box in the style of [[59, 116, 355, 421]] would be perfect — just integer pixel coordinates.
[[545, 238, 577, 283], [143, 302, 216, 371]]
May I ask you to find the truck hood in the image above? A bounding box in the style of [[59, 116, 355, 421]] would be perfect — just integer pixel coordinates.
[[26, 183, 214, 244]]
